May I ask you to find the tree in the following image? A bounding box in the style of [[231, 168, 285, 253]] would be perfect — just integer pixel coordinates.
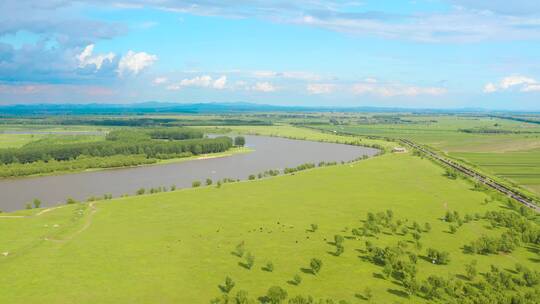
[[364, 287, 373, 301], [248, 174, 256, 180], [310, 258, 322, 274], [424, 222, 432, 232], [264, 261, 274, 272], [465, 260, 478, 281], [206, 178, 213, 186], [292, 274, 302, 285], [310, 223, 318, 232], [33, 199, 41, 208], [136, 188, 145, 195], [25, 203, 32, 209], [383, 264, 393, 279], [220, 276, 235, 294], [234, 136, 246, 147], [335, 244, 344, 256], [66, 197, 78, 204], [234, 241, 245, 257], [192, 180, 201, 188], [266, 286, 287, 304], [245, 252, 255, 269], [334, 234, 344, 246], [449, 224, 457, 234]]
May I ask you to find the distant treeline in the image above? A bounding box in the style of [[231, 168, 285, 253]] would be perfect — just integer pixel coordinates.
[[492, 115, 540, 125], [0, 117, 272, 127], [458, 128, 540, 134], [0, 128, 232, 165]]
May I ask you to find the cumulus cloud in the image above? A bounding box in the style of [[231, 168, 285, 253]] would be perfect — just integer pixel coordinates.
[[483, 75, 540, 93], [351, 82, 447, 97], [307, 83, 335, 94], [77, 44, 115, 70], [252, 82, 276, 92], [117, 51, 157, 76], [166, 75, 227, 90]]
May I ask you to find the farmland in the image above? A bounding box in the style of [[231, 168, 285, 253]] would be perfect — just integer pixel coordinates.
[[312, 115, 540, 198]]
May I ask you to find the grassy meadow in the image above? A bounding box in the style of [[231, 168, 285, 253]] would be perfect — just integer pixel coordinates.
[[0, 152, 538, 303]]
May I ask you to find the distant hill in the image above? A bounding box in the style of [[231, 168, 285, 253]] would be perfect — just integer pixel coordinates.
[[0, 102, 537, 115]]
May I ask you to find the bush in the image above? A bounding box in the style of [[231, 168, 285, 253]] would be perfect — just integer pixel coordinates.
[[221, 276, 235, 294], [25, 203, 32, 209], [310, 223, 318, 232], [264, 261, 274, 272], [136, 188, 145, 195], [310, 258, 322, 274], [33, 199, 41, 208], [245, 253, 255, 269], [426, 248, 450, 265], [292, 274, 302, 285], [66, 197, 78, 204], [206, 178, 213, 186], [266, 286, 287, 303], [192, 181, 201, 188]]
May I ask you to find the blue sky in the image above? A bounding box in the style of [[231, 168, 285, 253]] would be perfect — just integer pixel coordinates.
[[1, 1, 540, 110]]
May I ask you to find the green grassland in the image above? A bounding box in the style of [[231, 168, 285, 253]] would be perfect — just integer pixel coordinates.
[[0, 152, 538, 303], [312, 115, 540, 197]]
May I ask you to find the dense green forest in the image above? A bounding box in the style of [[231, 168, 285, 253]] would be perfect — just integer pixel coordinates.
[[0, 128, 232, 165]]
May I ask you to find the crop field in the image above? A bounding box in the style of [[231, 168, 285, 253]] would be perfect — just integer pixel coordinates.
[[451, 151, 540, 194], [0, 152, 538, 303], [312, 115, 540, 197]]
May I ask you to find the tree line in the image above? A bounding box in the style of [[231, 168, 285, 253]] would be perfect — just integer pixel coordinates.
[[0, 134, 232, 164]]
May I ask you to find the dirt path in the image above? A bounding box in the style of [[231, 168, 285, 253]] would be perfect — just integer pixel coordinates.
[[0, 205, 67, 219], [45, 202, 97, 243]]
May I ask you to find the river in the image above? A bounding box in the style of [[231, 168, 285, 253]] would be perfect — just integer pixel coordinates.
[[0, 135, 378, 212]]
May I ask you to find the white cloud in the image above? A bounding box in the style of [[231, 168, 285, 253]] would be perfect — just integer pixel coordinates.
[[153, 77, 168, 85], [166, 75, 227, 90], [351, 82, 447, 97], [252, 82, 276, 92], [117, 50, 157, 76], [213, 75, 227, 89], [254, 71, 321, 81], [483, 82, 497, 93], [483, 75, 540, 93], [77, 44, 115, 70], [307, 83, 335, 94]]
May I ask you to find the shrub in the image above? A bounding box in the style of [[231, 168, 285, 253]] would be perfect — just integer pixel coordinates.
[[234, 241, 245, 257], [245, 252, 255, 269], [248, 174, 256, 180], [221, 276, 235, 294], [66, 197, 78, 204], [466, 260, 477, 280], [136, 188, 145, 195], [33, 199, 41, 208], [449, 225, 458, 234], [170, 185, 176, 191], [25, 203, 32, 209], [266, 286, 287, 304], [206, 178, 213, 186], [264, 261, 274, 272], [426, 248, 450, 265], [310, 258, 322, 274], [192, 181, 201, 188], [310, 223, 318, 232], [292, 274, 302, 285]]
